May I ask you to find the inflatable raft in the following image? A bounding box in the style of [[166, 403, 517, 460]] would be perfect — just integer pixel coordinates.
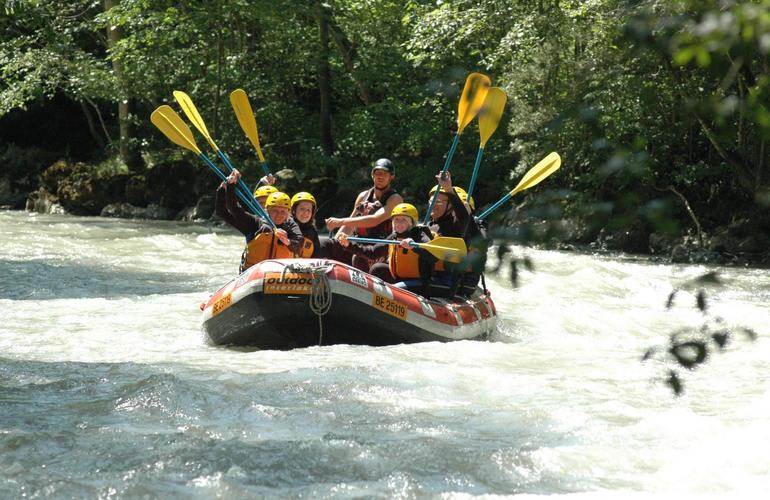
[[201, 258, 497, 349]]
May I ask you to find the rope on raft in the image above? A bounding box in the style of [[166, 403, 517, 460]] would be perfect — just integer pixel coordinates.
[[282, 261, 333, 345]]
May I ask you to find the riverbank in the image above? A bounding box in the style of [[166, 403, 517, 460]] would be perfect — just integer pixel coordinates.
[[3, 158, 769, 267]]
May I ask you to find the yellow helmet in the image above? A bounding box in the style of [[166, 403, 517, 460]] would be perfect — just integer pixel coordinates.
[[391, 203, 419, 223], [453, 186, 468, 197], [253, 185, 278, 198], [265, 192, 291, 209], [457, 191, 475, 210], [428, 185, 449, 196], [291, 192, 316, 209]]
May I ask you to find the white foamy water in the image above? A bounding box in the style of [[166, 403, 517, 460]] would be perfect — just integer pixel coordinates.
[[1, 210, 769, 497]]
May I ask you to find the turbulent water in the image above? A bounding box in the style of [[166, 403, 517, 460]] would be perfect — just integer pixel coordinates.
[[1, 209, 769, 498]]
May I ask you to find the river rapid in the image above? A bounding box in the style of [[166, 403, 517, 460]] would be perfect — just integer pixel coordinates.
[[1, 209, 769, 498]]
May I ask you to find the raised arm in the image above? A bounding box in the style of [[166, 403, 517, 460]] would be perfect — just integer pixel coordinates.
[[447, 189, 470, 236], [224, 177, 260, 236], [437, 171, 470, 237], [214, 182, 237, 227]]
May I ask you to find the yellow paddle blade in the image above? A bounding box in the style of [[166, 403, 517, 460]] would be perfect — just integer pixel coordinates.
[[478, 87, 507, 148], [457, 73, 491, 134], [230, 89, 265, 163], [150, 105, 201, 155], [422, 236, 467, 264], [173, 90, 218, 151], [509, 152, 562, 197]]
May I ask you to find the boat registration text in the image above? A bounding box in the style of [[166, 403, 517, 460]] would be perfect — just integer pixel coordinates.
[[212, 293, 232, 316], [372, 293, 407, 320]]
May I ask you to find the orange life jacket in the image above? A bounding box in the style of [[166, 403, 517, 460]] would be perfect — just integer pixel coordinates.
[[241, 231, 295, 271], [298, 236, 314, 258], [388, 244, 421, 279]]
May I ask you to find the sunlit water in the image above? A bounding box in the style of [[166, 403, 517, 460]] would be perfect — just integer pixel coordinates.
[[1, 210, 768, 498]]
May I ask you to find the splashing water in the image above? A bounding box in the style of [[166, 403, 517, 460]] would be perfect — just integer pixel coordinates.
[[1, 210, 768, 497]]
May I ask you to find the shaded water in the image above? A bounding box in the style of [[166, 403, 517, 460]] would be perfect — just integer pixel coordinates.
[[2, 210, 769, 497]]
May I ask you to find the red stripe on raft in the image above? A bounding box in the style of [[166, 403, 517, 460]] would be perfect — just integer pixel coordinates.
[[202, 259, 493, 329], [458, 305, 476, 324]]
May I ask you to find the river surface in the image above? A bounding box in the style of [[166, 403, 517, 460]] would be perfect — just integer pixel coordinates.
[[1, 209, 769, 498]]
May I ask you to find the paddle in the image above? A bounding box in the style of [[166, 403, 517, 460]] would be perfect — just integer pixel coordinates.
[[172, 90, 276, 228], [468, 87, 507, 198], [346, 236, 467, 264], [230, 89, 270, 177], [174, 90, 248, 180], [150, 105, 265, 219], [423, 73, 491, 225], [477, 152, 562, 221]]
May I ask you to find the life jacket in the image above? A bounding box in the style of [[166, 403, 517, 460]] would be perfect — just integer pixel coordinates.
[[388, 244, 421, 279], [241, 231, 295, 271], [428, 230, 472, 274], [296, 222, 318, 258], [427, 230, 448, 273], [354, 187, 397, 239], [298, 236, 314, 258]]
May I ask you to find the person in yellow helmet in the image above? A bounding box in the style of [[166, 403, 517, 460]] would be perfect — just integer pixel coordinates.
[[291, 191, 323, 258], [419, 172, 479, 297], [453, 187, 489, 297], [215, 171, 277, 226], [427, 171, 471, 239], [253, 185, 278, 209], [453, 187, 476, 215], [220, 169, 303, 272], [338, 202, 432, 284]]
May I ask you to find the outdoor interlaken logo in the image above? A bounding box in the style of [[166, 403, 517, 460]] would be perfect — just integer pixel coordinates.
[[263, 273, 314, 295]]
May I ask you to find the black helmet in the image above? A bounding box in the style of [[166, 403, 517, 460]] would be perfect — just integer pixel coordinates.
[[372, 158, 395, 174]]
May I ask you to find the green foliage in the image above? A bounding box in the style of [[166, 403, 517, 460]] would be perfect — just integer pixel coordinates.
[[1, 0, 769, 238], [0, 0, 113, 114]]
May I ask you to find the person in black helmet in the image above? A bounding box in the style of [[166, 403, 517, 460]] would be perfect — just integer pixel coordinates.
[[323, 158, 404, 271]]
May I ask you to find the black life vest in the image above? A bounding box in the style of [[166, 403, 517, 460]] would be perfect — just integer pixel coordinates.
[[354, 187, 397, 239]]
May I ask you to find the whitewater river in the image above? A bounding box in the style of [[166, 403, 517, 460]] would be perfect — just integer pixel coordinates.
[[1, 209, 769, 498]]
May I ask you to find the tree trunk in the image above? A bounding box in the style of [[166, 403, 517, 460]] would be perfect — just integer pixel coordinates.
[[104, 0, 143, 173], [214, 26, 223, 139], [327, 15, 372, 106], [213, 1, 223, 138], [79, 100, 106, 150], [85, 96, 113, 144], [315, 1, 334, 156]]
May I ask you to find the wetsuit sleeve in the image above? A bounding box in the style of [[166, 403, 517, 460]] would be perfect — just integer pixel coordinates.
[[409, 226, 433, 259], [282, 217, 304, 254], [215, 182, 226, 216], [415, 226, 433, 244], [447, 190, 470, 238], [216, 182, 247, 232], [224, 182, 261, 237], [214, 182, 235, 225]]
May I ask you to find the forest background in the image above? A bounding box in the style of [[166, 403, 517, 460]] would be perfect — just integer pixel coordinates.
[[1, 0, 769, 263]]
